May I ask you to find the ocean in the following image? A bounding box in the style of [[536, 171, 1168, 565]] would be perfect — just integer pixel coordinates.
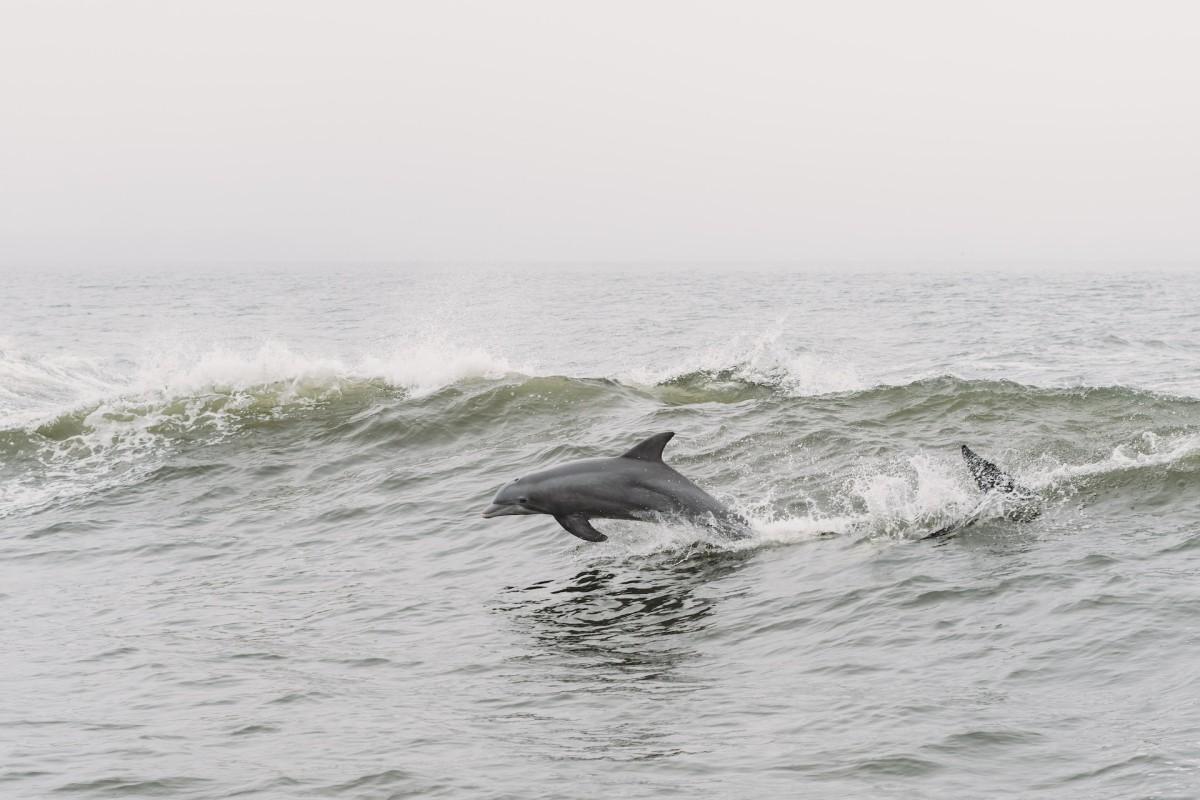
[[3, 266, 1199, 798]]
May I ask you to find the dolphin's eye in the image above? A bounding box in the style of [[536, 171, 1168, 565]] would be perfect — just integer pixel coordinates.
[[517, 496, 529, 504]]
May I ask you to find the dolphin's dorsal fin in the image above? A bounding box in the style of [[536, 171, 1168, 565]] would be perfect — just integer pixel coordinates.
[[621, 431, 675, 462], [961, 445, 1016, 493]]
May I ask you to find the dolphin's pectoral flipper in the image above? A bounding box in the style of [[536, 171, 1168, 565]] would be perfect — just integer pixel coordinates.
[[555, 514, 608, 542]]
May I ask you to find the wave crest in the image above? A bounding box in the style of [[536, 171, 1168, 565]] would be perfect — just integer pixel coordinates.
[[634, 328, 866, 398]]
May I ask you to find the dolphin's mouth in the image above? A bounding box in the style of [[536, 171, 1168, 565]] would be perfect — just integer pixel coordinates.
[[482, 503, 528, 518]]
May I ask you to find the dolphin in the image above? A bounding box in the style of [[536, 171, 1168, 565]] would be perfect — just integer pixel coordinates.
[[481, 431, 750, 542], [960, 444, 1041, 522], [927, 445, 1041, 539]]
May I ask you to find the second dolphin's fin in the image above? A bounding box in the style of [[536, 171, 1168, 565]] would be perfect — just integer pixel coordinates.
[[958, 445, 1042, 524], [555, 514, 608, 542], [961, 445, 1018, 493]]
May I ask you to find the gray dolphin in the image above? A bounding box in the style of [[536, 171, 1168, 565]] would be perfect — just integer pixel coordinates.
[[927, 445, 1041, 539], [960, 444, 1041, 522], [481, 432, 750, 542]]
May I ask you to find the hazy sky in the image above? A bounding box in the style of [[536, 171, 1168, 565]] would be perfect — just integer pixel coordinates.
[[2, 1, 1198, 266]]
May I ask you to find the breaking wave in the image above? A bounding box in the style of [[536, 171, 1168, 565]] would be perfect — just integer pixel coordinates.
[[4, 338, 1200, 529]]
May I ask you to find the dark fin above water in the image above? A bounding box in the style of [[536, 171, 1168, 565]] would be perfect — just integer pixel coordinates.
[[924, 446, 1041, 543], [621, 431, 675, 463], [961, 444, 1017, 493], [555, 514, 608, 542], [923, 523, 968, 541]]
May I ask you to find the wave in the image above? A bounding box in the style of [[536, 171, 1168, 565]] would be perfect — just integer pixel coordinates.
[[0, 340, 521, 429], [0, 330, 865, 431], [0, 340, 521, 519], [4, 337, 1200, 523], [9, 367, 1192, 473], [1031, 431, 1200, 485], [626, 327, 867, 398], [7, 332, 1198, 435]]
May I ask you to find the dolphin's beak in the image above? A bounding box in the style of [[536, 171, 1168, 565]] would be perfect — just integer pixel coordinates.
[[481, 503, 511, 519]]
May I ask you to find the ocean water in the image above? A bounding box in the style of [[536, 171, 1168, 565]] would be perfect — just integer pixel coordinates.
[[3, 266, 1200, 798]]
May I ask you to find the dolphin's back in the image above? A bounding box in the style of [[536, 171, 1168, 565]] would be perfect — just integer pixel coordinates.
[[552, 457, 736, 522], [624, 460, 751, 534], [551, 436, 748, 535]]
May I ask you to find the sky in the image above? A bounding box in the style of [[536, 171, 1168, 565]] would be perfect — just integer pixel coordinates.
[[1, 1, 1198, 266]]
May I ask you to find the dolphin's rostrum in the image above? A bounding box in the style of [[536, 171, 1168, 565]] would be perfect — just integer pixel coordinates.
[[481, 432, 750, 542]]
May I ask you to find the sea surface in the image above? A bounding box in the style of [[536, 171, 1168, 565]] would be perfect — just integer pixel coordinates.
[[3, 266, 1200, 798]]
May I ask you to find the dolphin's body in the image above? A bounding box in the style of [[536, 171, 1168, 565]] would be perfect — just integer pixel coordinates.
[[481, 432, 750, 542]]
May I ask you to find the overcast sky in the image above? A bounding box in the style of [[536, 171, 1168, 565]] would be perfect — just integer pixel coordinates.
[[1, 1, 1198, 266]]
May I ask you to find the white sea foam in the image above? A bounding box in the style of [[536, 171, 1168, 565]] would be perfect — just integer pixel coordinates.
[[1027, 431, 1200, 487], [584, 457, 981, 557], [0, 350, 128, 429], [0, 328, 866, 436], [627, 326, 867, 397], [0, 340, 523, 431], [844, 453, 981, 537], [695, 452, 1023, 549]]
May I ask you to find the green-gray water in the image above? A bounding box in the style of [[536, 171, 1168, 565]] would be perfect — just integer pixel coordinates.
[[3, 267, 1200, 798]]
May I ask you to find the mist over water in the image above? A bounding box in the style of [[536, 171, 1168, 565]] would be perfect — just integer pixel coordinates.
[[3, 266, 1200, 798]]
